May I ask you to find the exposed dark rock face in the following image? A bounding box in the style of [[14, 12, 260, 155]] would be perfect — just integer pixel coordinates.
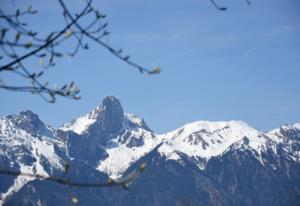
[[6, 110, 53, 138], [88, 96, 124, 134]]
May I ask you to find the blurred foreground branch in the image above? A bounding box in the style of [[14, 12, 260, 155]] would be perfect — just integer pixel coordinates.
[[0, 0, 252, 102], [0, 0, 160, 102], [0, 162, 147, 189], [0, 162, 147, 203], [210, 0, 252, 11]]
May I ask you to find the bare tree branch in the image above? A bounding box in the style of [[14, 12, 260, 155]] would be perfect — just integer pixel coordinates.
[[0, 0, 160, 103], [0, 162, 147, 189], [210, 0, 252, 11], [210, 0, 227, 11], [0, 0, 251, 102]]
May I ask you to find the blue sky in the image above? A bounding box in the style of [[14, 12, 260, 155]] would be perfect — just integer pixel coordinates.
[[1, 0, 300, 133]]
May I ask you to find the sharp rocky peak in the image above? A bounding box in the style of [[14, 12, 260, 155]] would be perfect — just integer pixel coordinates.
[[61, 95, 153, 135], [94, 95, 124, 133], [13, 110, 40, 121], [60, 96, 125, 134], [5, 110, 50, 137], [267, 122, 300, 143], [82, 96, 123, 121], [102, 96, 123, 110], [11, 110, 39, 123]]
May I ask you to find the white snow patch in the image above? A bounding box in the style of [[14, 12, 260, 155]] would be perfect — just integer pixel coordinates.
[[97, 128, 158, 178], [31, 138, 63, 170], [125, 113, 144, 126], [0, 164, 36, 205], [60, 106, 102, 134], [0, 117, 64, 205], [157, 120, 264, 159], [60, 116, 96, 134], [158, 143, 181, 161], [267, 122, 300, 143]]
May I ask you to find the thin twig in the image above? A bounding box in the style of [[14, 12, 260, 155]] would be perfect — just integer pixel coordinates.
[[0, 1, 92, 72]]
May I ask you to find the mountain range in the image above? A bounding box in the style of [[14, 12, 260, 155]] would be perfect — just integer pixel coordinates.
[[0, 96, 299, 205]]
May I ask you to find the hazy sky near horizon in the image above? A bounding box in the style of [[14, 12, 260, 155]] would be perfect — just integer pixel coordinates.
[[0, 0, 300, 133]]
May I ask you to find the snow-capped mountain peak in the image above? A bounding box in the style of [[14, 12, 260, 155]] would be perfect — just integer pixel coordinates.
[[3, 110, 54, 138], [0, 112, 66, 203], [267, 122, 300, 143], [157, 120, 266, 159]]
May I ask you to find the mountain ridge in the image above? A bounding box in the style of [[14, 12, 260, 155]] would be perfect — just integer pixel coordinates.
[[1, 96, 299, 205]]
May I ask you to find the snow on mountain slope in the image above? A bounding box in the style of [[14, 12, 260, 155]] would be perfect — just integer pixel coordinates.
[[157, 120, 269, 160], [0, 117, 64, 169], [97, 127, 157, 178], [86, 98, 298, 178], [125, 113, 144, 126], [60, 101, 151, 136], [267, 122, 300, 162], [95, 112, 156, 178], [57, 96, 154, 178], [0, 164, 35, 205], [267, 122, 300, 143], [124, 113, 152, 131], [0, 114, 65, 203], [97, 119, 273, 178], [60, 106, 103, 134]]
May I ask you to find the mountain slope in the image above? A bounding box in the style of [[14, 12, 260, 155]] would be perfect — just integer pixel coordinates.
[[0, 111, 66, 205]]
